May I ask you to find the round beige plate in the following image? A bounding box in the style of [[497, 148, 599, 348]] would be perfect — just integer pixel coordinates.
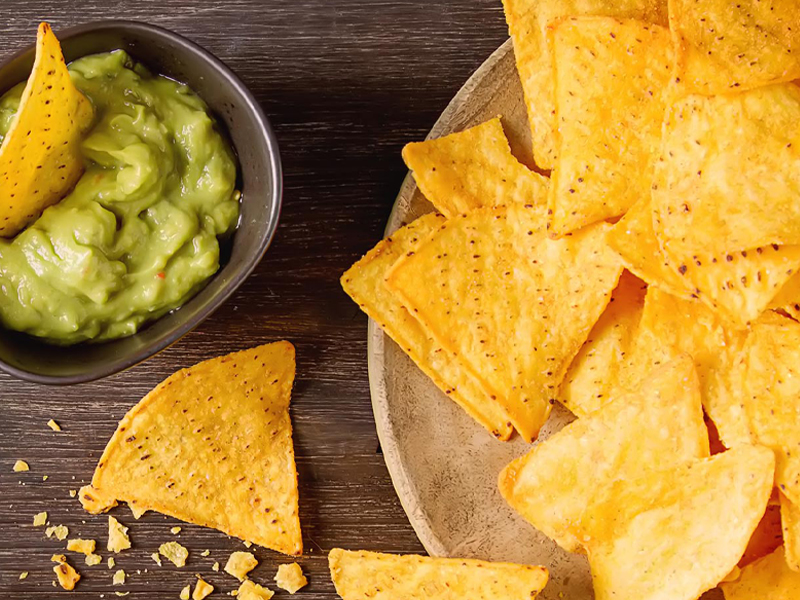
[[368, 39, 593, 599]]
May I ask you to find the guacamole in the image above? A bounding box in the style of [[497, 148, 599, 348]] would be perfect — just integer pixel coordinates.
[[0, 50, 239, 344]]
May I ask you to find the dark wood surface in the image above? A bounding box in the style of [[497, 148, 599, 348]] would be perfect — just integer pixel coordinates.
[[0, 1, 509, 598]]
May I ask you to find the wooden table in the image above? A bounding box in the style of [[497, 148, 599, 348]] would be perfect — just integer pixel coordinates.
[[0, 2, 509, 598]]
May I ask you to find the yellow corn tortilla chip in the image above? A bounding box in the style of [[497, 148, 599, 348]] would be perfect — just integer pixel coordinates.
[[0, 23, 93, 237], [609, 198, 800, 328], [780, 493, 800, 571], [722, 545, 800, 599], [740, 503, 783, 568], [738, 313, 800, 507], [500, 355, 708, 552], [560, 271, 646, 417], [583, 446, 775, 600], [328, 549, 548, 600], [341, 214, 513, 440], [238, 580, 275, 600], [386, 205, 622, 442], [501, 0, 667, 170], [402, 118, 549, 219], [653, 84, 800, 260], [224, 551, 258, 582], [275, 563, 307, 594], [79, 342, 302, 556], [671, 0, 800, 96], [548, 17, 672, 237], [52, 554, 81, 591]]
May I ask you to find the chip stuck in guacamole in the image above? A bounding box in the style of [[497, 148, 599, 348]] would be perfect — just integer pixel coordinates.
[[0, 24, 240, 344]]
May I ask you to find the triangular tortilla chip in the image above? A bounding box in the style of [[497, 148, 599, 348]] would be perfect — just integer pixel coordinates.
[[780, 492, 800, 572], [0, 23, 93, 237], [341, 213, 513, 440], [386, 204, 622, 442], [328, 549, 548, 600], [560, 271, 646, 417], [671, 0, 800, 96], [721, 546, 800, 599], [582, 446, 775, 600], [739, 503, 783, 569], [608, 198, 800, 328], [402, 118, 549, 219], [738, 312, 800, 506], [548, 17, 672, 236], [500, 355, 709, 552], [79, 342, 302, 556], [501, 0, 667, 170], [653, 85, 800, 259]]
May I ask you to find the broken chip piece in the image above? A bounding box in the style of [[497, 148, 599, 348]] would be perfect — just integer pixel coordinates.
[[107, 516, 131, 553], [193, 577, 214, 600], [85, 553, 102, 566], [79, 342, 302, 556], [180, 584, 191, 600], [46, 524, 69, 541], [32, 511, 47, 527], [160, 541, 189, 568], [721, 545, 800, 599], [238, 580, 275, 600], [67, 539, 96, 555], [47, 419, 62, 432], [275, 563, 307, 594], [113, 569, 126, 585], [224, 551, 258, 582], [329, 549, 548, 599], [52, 554, 81, 591], [13, 460, 29, 472]]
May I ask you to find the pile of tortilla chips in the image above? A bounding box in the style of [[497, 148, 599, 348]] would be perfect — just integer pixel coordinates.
[[342, 0, 800, 596]]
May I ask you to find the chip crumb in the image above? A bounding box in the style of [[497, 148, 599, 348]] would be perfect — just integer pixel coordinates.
[[67, 538, 96, 555], [237, 580, 274, 600], [275, 563, 307, 594], [171, 526, 182, 535], [201, 549, 210, 557], [69, 489, 77, 498], [85, 553, 102, 566], [52, 554, 80, 590], [19, 571, 28, 580], [13, 460, 29, 472], [193, 576, 214, 600], [224, 551, 258, 581], [47, 419, 62, 432], [108, 516, 131, 553], [33, 511, 47, 526], [152, 552, 162, 566], [160, 541, 189, 567], [243, 541, 252, 548], [46, 524, 69, 540], [115, 593, 130, 597], [212, 561, 220, 572], [180, 584, 191, 600], [43, 475, 49, 481], [108, 557, 115, 569], [113, 569, 126, 585]]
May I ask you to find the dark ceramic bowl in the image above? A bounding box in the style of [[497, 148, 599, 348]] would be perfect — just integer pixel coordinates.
[[0, 21, 282, 384]]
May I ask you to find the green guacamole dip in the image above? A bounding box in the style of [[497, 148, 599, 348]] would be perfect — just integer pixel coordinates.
[[0, 50, 240, 344]]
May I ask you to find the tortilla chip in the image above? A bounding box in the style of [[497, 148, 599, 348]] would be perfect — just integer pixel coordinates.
[[193, 577, 213, 600], [548, 17, 672, 236], [609, 198, 800, 328], [341, 214, 513, 440], [740, 504, 784, 568], [722, 545, 800, 599], [79, 342, 302, 556], [107, 516, 131, 553], [582, 446, 774, 600], [386, 205, 622, 442], [0, 23, 93, 237], [402, 118, 549, 219], [653, 85, 800, 261], [67, 539, 96, 555], [738, 313, 800, 505], [780, 493, 800, 571], [328, 549, 548, 599], [224, 551, 258, 582], [275, 563, 307, 594], [671, 0, 800, 96], [501, 355, 708, 552], [501, 0, 667, 170], [560, 271, 646, 417]]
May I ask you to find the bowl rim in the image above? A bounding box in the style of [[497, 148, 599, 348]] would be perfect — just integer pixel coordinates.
[[0, 20, 283, 385]]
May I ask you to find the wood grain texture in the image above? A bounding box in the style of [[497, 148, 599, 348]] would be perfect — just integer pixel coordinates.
[[0, 1, 508, 598]]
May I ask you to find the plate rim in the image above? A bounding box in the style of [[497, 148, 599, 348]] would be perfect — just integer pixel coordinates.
[[368, 38, 514, 557]]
